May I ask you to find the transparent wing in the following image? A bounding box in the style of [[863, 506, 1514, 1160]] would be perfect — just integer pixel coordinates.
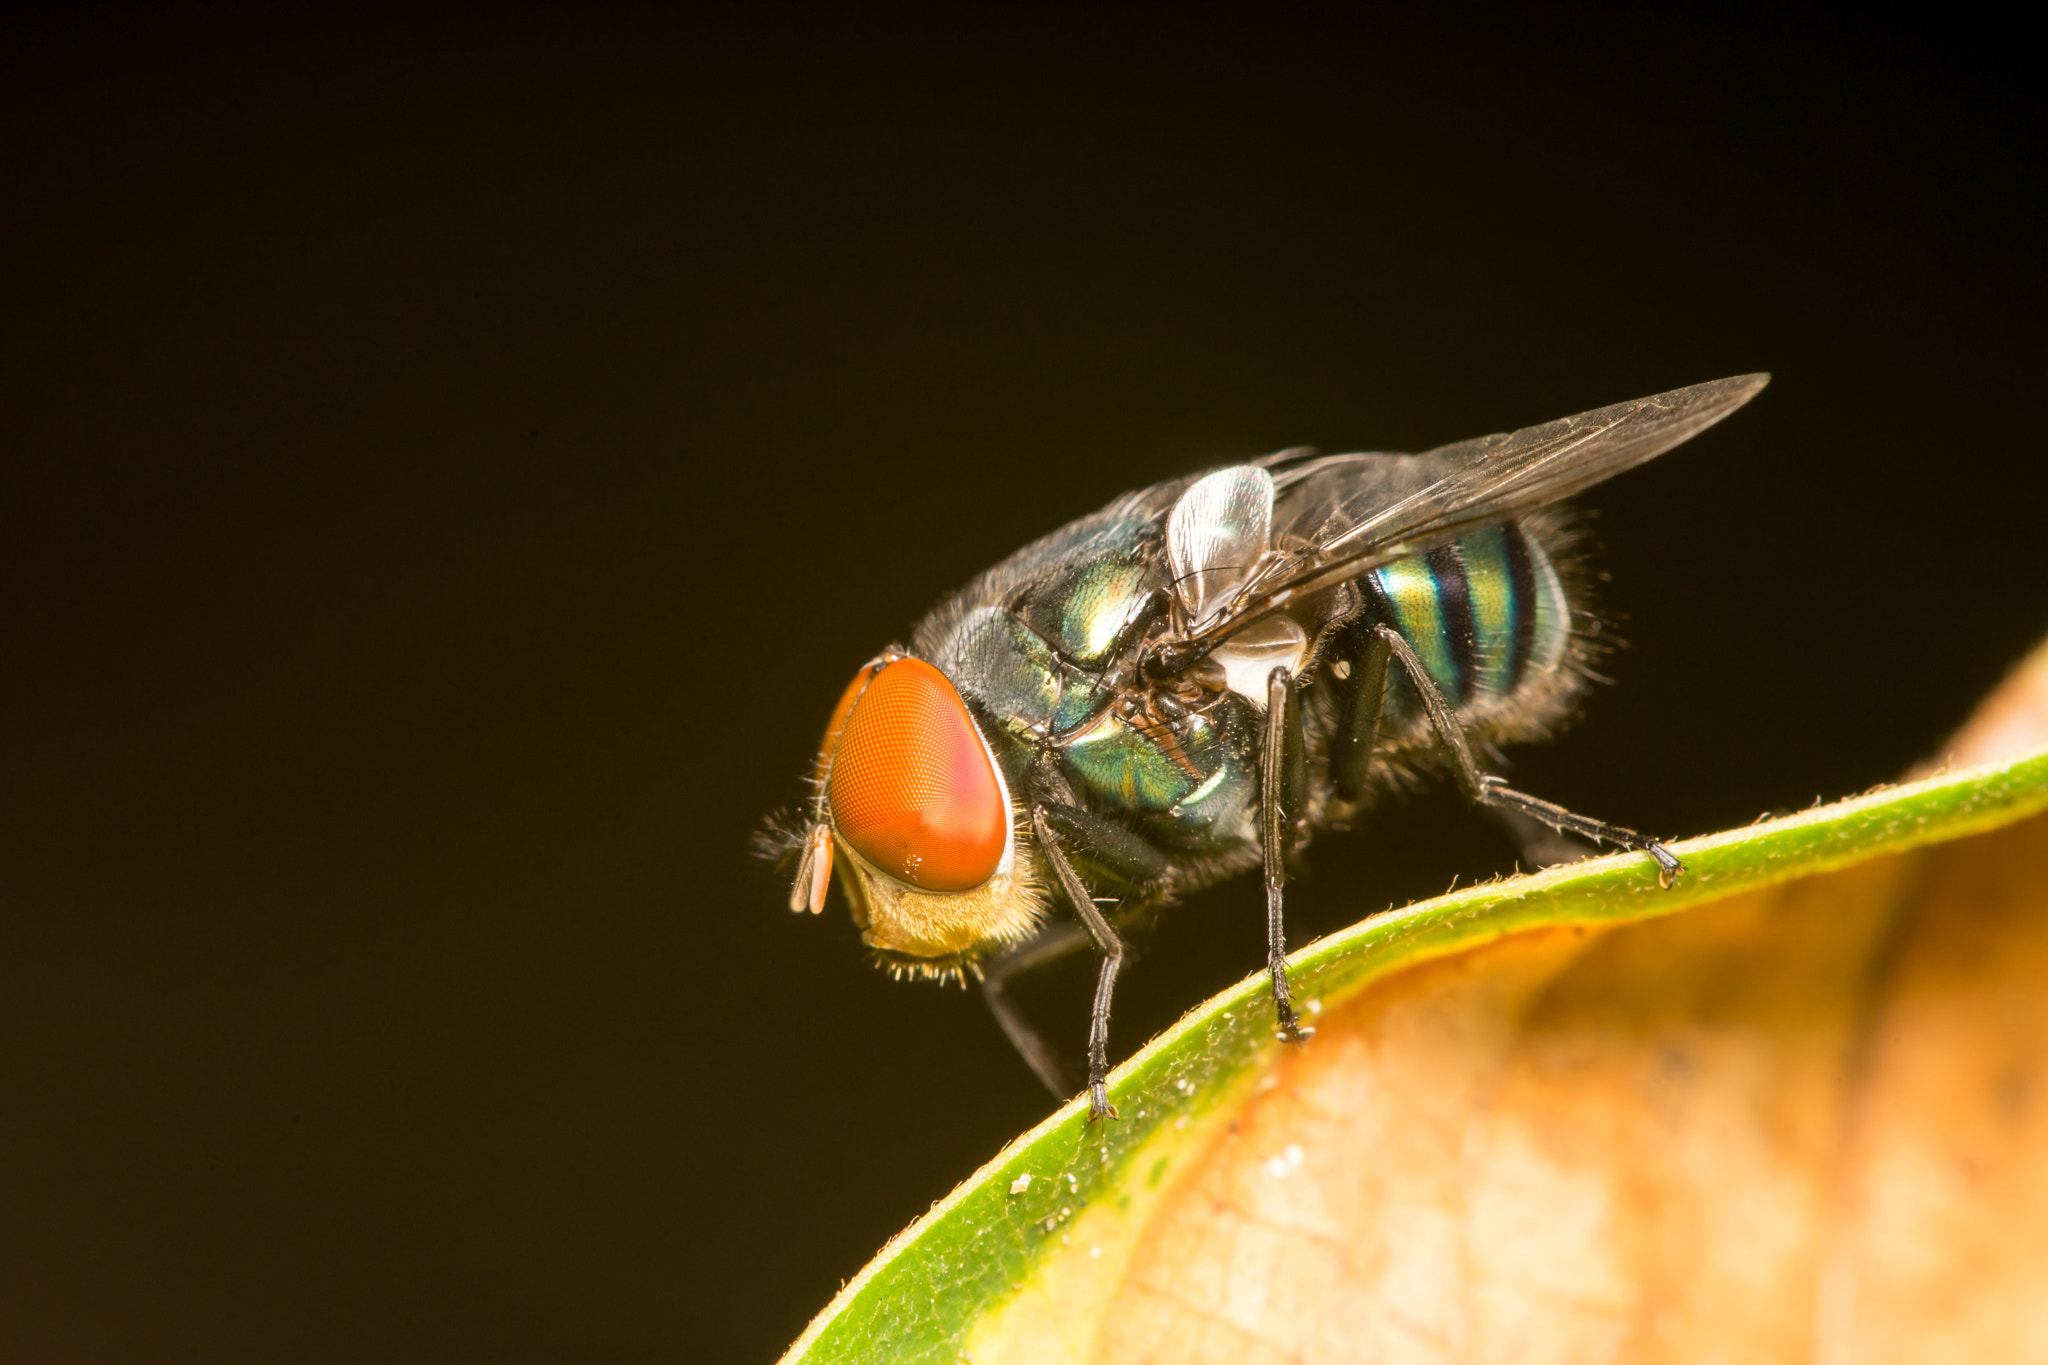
[[1177, 373, 1769, 650]]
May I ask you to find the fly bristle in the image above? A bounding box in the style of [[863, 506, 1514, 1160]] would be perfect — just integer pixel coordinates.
[[875, 950, 977, 985], [751, 808, 808, 864]]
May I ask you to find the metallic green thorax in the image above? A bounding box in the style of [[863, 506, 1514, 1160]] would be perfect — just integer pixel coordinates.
[[930, 514, 1572, 862]]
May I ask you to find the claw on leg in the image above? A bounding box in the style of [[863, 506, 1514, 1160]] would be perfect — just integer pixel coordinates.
[[1087, 1085, 1120, 1123], [1651, 841, 1684, 889], [1370, 625, 1685, 897]]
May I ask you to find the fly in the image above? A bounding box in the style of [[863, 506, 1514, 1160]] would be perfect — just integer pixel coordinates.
[[761, 375, 1769, 1120]]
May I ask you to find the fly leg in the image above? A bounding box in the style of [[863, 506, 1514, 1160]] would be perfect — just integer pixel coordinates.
[[979, 921, 1092, 1100], [987, 795, 1167, 1113], [1368, 624, 1684, 887], [1261, 666, 1315, 1043], [1032, 806, 1127, 1122], [1489, 807, 1598, 870]]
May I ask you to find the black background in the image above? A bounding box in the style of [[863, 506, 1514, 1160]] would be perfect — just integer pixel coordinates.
[[2, 5, 2042, 1361]]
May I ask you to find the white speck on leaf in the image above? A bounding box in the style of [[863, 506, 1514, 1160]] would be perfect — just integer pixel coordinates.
[[1008, 1173, 1031, 1196]]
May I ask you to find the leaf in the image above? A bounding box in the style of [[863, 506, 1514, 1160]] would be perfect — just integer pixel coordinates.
[[781, 642, 2048, 1365]]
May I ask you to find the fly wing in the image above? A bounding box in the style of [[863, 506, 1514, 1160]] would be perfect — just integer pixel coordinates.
[[1183, 373, 1769, 647]]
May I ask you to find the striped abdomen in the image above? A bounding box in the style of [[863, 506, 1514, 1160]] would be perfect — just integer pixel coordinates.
[[1358, 520, 1571, 716]]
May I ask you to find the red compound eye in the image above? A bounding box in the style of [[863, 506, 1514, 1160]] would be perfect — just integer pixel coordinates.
[[825, 658, 1007, 891], [814, 660, 883, 785]]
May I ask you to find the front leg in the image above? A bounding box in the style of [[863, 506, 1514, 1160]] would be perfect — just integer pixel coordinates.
[[1030, 807, 1126, 1121], [1369, 624, 1684, 888], [978, 920, 1091, 1100]]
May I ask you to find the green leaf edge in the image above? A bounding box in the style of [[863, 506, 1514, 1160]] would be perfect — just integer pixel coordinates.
[[781, 746, 2048, 1365]]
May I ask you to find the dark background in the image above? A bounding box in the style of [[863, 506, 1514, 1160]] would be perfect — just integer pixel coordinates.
[[2, 4, 2041, 1361]]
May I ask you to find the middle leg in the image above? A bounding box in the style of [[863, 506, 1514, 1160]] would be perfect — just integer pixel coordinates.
[[1260, 665, 1314, 1043]]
